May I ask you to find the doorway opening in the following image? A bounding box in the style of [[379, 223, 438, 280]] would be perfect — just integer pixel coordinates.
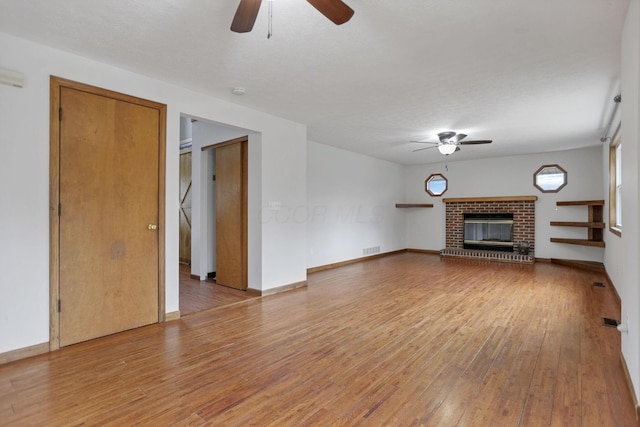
[[178, 116, 258, 315]]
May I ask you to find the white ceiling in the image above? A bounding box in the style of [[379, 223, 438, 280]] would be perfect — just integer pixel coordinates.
[[0, 0, 628, 165]]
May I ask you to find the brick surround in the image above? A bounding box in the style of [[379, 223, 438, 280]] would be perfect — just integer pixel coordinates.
[[444, 198, 536, 257]]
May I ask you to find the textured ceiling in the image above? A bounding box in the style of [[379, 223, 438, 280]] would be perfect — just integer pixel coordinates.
[[0, 0, 628, 165]]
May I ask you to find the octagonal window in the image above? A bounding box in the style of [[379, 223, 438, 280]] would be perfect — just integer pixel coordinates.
[[534, 164, 567, 193], [425, 173, 448, 196]]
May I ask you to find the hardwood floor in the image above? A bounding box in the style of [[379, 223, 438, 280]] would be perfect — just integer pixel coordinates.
[[179, 264, 257, 315], [1, 253, 637, 425]]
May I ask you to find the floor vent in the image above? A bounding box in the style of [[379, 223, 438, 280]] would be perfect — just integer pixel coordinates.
[[592, 281, 605, 287], [602, 317, 619, 328]]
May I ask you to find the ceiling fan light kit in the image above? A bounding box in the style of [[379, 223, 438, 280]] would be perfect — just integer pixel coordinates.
[[438, 144, 457, 155]]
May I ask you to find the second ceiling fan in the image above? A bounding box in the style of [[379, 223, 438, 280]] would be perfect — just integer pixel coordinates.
[[413, 132, 493, 155], [231, 0, 354, 33]]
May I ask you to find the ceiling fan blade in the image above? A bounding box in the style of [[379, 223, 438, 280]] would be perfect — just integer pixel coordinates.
[[437, 131, 456, 142], [450, 133, 467, 143], [410, 140, 438, 145], [307, 0, 354, 25], [412, 146, 438, 152], [459, 140, 493, 145], [231, 0, 262, 33]]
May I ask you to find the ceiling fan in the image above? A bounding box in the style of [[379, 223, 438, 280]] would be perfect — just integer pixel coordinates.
[[231, 0, 354, 33], [412, 132, 493, 155]]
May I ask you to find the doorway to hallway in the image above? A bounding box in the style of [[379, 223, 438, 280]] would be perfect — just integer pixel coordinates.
[[178, 117, 256, 315]]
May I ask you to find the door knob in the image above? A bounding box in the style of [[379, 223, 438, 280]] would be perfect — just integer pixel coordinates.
[[148, 224, 158, 230]]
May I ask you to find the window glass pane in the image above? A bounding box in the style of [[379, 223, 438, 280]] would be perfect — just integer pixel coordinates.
[[429, 179, 446, 194], [534, 165, 567, 192], [425, 174, 448, 196], [616, 144, 622, 183], [609, 126, 621, 234], [616, 143, 622, 227], [536, 173, 565, 191], [616, 187, 622, 226]]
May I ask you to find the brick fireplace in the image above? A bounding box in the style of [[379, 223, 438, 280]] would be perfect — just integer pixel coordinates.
[[441, 196, 537, 263]]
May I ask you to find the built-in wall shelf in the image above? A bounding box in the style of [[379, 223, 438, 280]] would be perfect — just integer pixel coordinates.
[[555, 200, 605, 206], [550, 221, 605, 228], [550, 200, 605, 248], [549, 238, 605, 247], [395, 204, 434, 208]]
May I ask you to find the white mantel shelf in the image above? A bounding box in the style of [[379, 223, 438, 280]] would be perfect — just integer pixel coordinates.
[[443, 196, 538, 203]]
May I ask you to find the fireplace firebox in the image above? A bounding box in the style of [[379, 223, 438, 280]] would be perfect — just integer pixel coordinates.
[[463, 213, 514, 252]]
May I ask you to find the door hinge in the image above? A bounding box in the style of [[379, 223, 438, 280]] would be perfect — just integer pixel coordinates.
[[58, 203, 61, 217], [59, 107, 62, 121], [58, 299, 61, 313], [213, 174, 216, 181]]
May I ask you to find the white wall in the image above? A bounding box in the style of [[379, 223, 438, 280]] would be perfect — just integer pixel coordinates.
[[179, 116, 192, 142], [404, 146, 605, 261], [605, 0, 640, 401], [306, 142, 406, 268], [0, 32, 307, 354]]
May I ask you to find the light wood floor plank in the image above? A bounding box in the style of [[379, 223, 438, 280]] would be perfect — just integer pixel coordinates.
[[0, 253, 637, 426], [179, 264, 257, 315]]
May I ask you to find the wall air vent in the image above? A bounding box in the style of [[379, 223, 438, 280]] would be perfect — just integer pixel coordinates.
[[363, 246, 380, 256]]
